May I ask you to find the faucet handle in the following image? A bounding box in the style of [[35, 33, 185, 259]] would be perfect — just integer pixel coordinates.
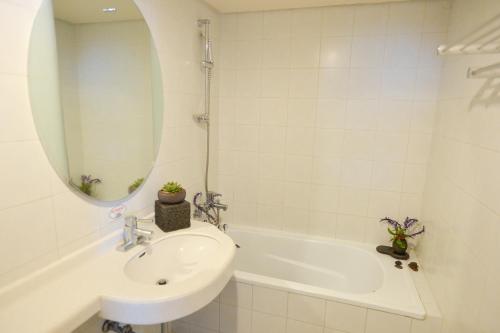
[[207, 191, 222, 202]]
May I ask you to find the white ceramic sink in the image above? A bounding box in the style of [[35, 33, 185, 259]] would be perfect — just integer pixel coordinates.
[[100, 223, 235, 325], [124, 234, 221, 285]]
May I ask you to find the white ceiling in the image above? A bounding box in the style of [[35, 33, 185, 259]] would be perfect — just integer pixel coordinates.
[[204, 0, 408, 13], [53, 0, 144, 24]]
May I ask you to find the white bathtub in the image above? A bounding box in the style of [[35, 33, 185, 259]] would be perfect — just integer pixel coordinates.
[[227, 226, 425, 319]]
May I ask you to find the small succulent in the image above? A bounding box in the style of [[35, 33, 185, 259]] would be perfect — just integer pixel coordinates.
[[79, 175, 102, 196], [161, 181, 183, 193], [128, 178, 144, 194], [380, 217, 425, 249]]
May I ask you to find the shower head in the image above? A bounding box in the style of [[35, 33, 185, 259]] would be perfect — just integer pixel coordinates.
[[198, 18, 214, 69]]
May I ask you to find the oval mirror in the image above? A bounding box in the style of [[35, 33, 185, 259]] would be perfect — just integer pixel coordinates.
[[28, 0, 163, 202]]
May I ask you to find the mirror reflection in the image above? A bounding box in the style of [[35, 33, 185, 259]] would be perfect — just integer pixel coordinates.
[[28, 0, 163, 202]]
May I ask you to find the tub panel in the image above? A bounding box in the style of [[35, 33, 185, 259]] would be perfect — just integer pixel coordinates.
[[174, 279, 442, 333]]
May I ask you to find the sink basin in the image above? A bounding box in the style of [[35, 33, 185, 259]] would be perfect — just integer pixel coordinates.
[[99, 223, 235, 325], [124, 234, 220, 285]]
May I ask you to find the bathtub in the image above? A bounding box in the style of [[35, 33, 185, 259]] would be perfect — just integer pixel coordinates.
[[227, 225, 426, 320]]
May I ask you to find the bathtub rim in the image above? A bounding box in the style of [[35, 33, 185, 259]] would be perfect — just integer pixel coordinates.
[[227, 224, 426, 320]]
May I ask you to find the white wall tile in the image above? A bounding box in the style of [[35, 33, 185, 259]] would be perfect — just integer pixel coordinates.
[[185, 301, 220, 331], [260, 98, 288, 126], [0, 3, 34, 75], [252, 286, 288, 316], [365, 310, 411, 333], [320, 37, 352, 68], [287, 99, 317, 127], [411, 316, 442, 333], [259, 127, 286, 153], [252, 311, 286, 333], [220, 304, 252, 333], [340, 160, 372, 188], [263, 10, 291, 39], [0, 199, 56, 276], [310, 184, 339, 213], [316, 99, 346, 129], [338, 187, 370, 216], [385, 34, 421, 68], [291, 8, 322, 38], [349, 69, 382, 99], [353, 4, 388, 36], [387, 2, 425, 34], [262, 39, 291, 69], [220, 281, 253, 309], [283, 207, 309, 232], [368, 190, 401, 218], [286, 127, 314, 155], [351, 36, 385, 68], [286, 319, 323, 333], [308, 210, 336, 236], [237, 13, 263, 41], [285, 155, 313, 182], [257, 204, 284, 229], [0, 142, 51, 211], [335, 214, 368, 242], [371, 162, 405, 192], [262, 69, 290, 98], [52, 191, 106, 247], [322, 6, 354, 37], [312, 157, 341, 186], [319, 69, 350, 99], [289, 69, 318, 98], [0, 74, 37, 142], [291, 38, 321, 68], [325, 301, 367, 333], [237, 40, 263, 69]]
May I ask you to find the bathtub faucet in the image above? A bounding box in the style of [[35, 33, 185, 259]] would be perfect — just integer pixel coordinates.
[[193, 191, 228, 228]]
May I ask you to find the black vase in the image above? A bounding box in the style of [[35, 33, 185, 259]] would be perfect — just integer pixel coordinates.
[[392, 238, 408, 255]]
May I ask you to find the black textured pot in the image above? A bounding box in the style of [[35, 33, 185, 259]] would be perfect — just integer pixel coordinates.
[[392, 238, 408, 255], [158, 189, 186, 204]]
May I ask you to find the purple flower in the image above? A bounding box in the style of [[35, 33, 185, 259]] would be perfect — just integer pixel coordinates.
[[380, 217, 401, 228], [81, 175, 102, 185], [380, 216, 425, 241], [404, 217, 419, 229]]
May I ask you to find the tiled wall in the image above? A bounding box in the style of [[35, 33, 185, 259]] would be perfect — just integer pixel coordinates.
[[418, 0, 500, 332], [0, 0, 218, 288], [215, 1, 449, 244], [172, 278, 442, 333]]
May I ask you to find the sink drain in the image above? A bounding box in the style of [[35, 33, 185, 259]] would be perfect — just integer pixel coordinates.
[[156, 279, 168, 286]]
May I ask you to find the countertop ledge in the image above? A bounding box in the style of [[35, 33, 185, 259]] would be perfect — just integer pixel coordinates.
[[0, 221, 235, 333]]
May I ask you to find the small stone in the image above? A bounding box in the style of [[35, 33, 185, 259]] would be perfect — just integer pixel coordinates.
[[408, 262, 419, 272], [395, 260, 402, 265], [395, 264, 403, 269]]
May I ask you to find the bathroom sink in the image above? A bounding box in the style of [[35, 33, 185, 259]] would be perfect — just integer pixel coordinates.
[[124, 234, 221, 285], [100, 223, 235, 325]]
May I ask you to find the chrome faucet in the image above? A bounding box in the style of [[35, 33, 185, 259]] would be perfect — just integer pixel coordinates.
[[117, 216, 154, 251], [193, 191, 228, 229]]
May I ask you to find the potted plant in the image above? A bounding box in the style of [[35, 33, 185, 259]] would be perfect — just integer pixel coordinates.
[[380, 217, 425, 255], [79, 175, 102, 197], [128, 178, 144, 194], [158, 181, 186, 204]]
